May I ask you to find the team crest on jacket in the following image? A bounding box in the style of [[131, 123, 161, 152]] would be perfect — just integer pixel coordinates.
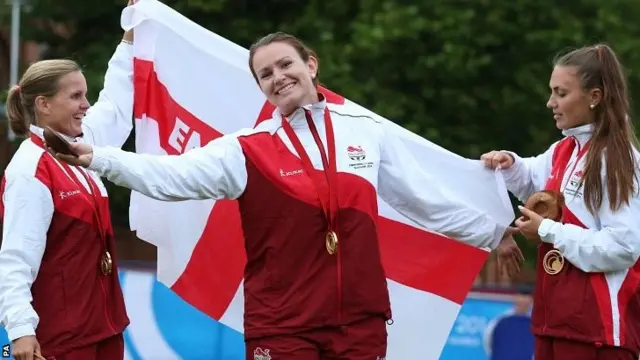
[[253, 347, 271, 360], [347, 145, 374, 169], [347, 145, 366, 161], [566, 169, 584, 198]]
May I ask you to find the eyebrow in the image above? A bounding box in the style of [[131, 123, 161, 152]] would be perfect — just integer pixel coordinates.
[[258, 56, 293, 74]]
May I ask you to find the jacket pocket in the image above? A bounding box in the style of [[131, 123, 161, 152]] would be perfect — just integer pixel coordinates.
[[545, 264, 599, 338], [31, 268, 67, 336]]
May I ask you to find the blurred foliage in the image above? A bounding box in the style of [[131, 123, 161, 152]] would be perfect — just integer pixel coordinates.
[[6, 0, 640, 268]]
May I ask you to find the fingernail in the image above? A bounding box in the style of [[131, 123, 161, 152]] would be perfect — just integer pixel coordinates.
[[517, 205, 524, 210]]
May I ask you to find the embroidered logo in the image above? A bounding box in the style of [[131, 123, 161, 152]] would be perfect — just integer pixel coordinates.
[[58, 190, 81, 199], [569, 176, 583, 188], [566, 169, 585, 198], [253, 347, 271, 360], [347, 145, 374, 170], [347, 145, 366, 161], [279, 168, 303, 177]]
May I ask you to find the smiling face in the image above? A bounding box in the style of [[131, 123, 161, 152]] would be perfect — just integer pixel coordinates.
[[547, 65, 602, 130], [35, 70, 90, 137], [251, 41, 318, 116]]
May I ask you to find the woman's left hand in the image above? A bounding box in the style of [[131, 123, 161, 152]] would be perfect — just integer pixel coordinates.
[[515, 206, 544, 241], [495, 233, 525, 279]]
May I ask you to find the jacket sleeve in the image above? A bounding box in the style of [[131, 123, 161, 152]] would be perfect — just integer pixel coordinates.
[[0, 175, 53, 341], [377, 123, 507, 249], [537, 181, 640, 273], [500, 142, 558, 202], [81, 42, 134, 148], [88, 132, 247, 201]]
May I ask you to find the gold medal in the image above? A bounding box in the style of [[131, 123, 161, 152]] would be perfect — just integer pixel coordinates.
[[100, 250, 113, 275], [543, 249, 564, 275], [326, 231, 338, 255]]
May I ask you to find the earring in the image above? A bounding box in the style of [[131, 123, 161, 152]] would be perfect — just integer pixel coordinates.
[[590, 104, 596, 109]]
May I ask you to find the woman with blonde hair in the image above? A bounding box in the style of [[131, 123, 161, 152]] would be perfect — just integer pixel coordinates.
[[0, 1, 138, 359]]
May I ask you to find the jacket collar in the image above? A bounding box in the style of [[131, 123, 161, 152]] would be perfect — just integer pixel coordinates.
[[562, 123, 594, 147], [29, 124, 81, 149], [272, 93, 328, 129]]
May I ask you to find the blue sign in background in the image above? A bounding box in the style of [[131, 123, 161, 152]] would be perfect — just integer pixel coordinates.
[[440, 295, 515, 359], [0, 269, 519, 359]]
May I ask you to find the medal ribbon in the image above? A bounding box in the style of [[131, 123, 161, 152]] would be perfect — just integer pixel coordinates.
[[31, 132, 111, 271], [58, 162, 110, 253], [548, 137, 591, 193], [540, 136, 590, 275], [281, 107, 338, 233], [33, 133, 108, 240]]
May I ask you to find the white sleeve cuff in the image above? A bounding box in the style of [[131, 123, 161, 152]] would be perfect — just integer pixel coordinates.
[[87, 147, 111, 174], [499, 150, 516, 163], [500, 151, 522, 172], [538, 218, 556, 243], [7, 323, 35, 342]]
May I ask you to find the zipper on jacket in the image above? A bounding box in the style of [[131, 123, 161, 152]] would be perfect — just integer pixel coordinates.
[[540, 136, 581, 333], [541, 270, 548, 332], [337, 243, 343, 323]]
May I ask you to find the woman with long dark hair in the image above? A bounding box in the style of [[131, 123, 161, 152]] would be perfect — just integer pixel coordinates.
[[482, 44, 640, 360]]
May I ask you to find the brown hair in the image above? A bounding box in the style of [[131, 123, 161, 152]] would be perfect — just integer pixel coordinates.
[[554, 44, 639, 214], [5, 59, 81, 136], [248, 32, 319, 86]]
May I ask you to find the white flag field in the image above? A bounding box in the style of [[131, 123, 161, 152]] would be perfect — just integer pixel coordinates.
[[121, 1, 515, 358]]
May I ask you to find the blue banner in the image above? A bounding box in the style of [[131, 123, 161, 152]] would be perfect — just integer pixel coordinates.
[[440, 295, 517, 359]]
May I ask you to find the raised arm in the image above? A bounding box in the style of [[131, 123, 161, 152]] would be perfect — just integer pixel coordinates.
[[80, 38, 134, 148], [60, 131, 250, 201], [0, 175, 53, 342], [377, 123, 507, 249]]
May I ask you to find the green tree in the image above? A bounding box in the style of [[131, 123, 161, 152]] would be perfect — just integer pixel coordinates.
[[12, 0, 640, 268]]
